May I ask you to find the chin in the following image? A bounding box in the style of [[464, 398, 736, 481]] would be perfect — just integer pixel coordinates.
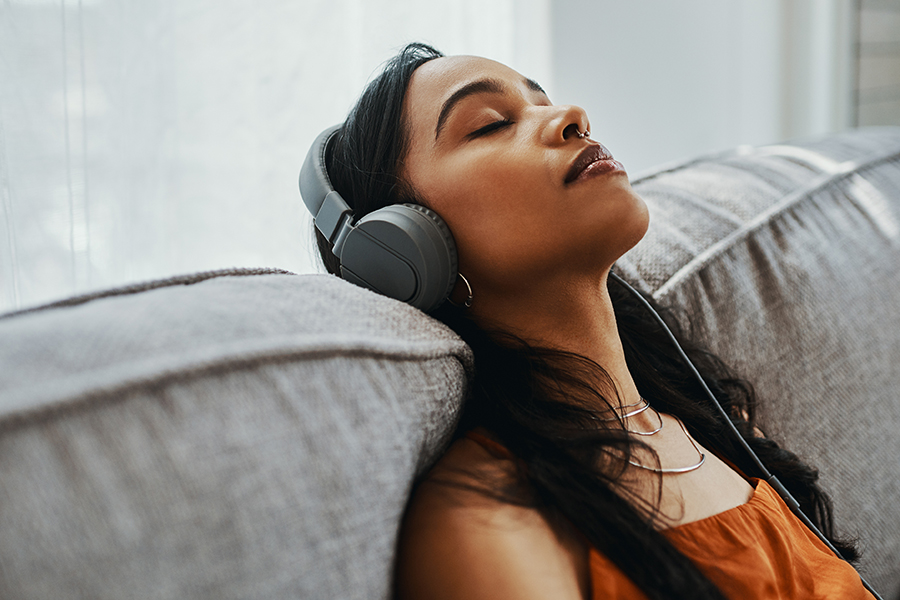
[[629, 194, 651, 246], [612, 190, 650, 258]]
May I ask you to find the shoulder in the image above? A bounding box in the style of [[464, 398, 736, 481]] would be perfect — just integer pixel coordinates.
[[394, 432, 590, 600]]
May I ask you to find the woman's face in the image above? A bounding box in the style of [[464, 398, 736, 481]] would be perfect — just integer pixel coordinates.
[[400, 55, 648, 298]]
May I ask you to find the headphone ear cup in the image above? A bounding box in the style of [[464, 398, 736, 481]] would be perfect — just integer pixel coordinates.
[[337, 203, 458, 312]]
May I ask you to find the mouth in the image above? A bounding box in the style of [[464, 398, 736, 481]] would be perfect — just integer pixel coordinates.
[[564, 143, 624, 184]]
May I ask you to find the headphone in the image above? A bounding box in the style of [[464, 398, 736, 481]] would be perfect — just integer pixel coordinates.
[[300, 123, 883, 599], [299, 124, 458, 312]]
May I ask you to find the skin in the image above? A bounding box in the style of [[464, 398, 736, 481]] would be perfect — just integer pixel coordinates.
[[394, 56, 754, 600]]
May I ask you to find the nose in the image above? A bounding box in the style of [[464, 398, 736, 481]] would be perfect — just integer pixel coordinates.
[[540, 104, 591, 146]]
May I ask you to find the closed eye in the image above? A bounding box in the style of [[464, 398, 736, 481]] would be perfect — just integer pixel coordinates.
[[469, 119, 513, 138]]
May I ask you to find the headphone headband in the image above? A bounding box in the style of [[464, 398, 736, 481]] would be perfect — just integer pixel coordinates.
[[299, 125, 354, 246]]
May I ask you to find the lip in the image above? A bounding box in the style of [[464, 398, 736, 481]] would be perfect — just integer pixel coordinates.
[[564, 143, 625, 184]]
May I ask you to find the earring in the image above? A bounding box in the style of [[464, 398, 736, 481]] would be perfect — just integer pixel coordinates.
[[447, 273, 473, 309]]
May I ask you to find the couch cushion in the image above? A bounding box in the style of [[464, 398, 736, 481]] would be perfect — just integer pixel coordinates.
[[0, 269, 472, 600], [620, 126, 900, 594]]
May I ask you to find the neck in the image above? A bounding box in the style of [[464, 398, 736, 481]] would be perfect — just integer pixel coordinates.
[[470, 268, 641, 408]]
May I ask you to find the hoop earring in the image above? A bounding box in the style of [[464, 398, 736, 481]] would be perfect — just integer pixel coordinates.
[[447, 273, 473, 309]]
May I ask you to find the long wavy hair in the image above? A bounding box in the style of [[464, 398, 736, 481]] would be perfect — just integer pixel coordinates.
[[313, 42, 857, 600]]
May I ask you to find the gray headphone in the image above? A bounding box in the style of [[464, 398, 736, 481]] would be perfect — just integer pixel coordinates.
[[299, 125, 458, 312]]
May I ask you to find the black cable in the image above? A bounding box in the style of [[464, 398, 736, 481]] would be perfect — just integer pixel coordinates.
[[609, 270, 883, 600]]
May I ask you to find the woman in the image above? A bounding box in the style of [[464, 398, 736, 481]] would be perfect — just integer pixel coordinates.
[[312, 43, 873, 599]]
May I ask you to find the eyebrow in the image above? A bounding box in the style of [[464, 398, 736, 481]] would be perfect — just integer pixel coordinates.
[[525, 77, 546, 95], [434, 77, 548, 140]]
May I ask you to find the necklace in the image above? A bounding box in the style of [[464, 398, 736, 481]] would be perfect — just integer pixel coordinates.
[[598, 397, 706, 474], [627, 414, 706, 474], [596, 396, 652, 421], [617, 396, 646, 410], [627, 405, 664, 436]]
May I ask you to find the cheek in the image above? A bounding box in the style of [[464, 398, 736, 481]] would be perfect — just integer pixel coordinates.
[[421, 162, 558, 282], [463, 183, 648, 286]]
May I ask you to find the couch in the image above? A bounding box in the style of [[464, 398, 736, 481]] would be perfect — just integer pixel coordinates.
[[1, 127, 899, 599]]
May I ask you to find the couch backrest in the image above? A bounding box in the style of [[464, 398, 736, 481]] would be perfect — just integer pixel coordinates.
[[0, 269, 471, 600], [621, 126, 900, 594]]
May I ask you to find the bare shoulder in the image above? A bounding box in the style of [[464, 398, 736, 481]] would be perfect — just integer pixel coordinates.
[[394, 434, 589, 600]]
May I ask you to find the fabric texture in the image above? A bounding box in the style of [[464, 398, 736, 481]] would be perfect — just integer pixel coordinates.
[[619, 126, 900, 595], [590, 480, 874, 599], [0, 271, 472, 600]]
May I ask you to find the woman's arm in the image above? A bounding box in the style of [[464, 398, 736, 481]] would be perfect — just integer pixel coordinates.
[[394, 438, 590, 600]]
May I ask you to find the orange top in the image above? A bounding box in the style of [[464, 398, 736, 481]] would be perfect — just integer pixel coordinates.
[[464, 431, 874, 599]]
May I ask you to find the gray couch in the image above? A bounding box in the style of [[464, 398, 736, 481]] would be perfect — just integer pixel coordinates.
[[1, 128, 899, 599]]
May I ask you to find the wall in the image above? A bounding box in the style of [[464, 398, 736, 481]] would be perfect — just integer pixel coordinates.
[[550, 0, 856, 175], [858, 0, 900, 125]]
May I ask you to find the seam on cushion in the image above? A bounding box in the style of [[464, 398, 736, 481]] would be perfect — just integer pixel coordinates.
[[654, 146, 900, 301], [630, 127, 900, 185], [0, 338, 473, 433], [0, 267, 297, 320]]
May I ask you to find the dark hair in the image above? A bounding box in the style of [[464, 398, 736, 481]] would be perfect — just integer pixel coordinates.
[[314, 42, 858, 599]]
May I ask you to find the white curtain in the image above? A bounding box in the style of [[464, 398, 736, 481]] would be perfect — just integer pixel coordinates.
[[0, 0, 551, 312], [2, 0, 856, 314]]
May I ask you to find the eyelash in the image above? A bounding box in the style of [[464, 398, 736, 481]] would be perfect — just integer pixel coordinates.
[[470, 119, 513, 138]]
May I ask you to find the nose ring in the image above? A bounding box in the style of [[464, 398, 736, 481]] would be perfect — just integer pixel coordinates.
[[577, 129, 590, 139]]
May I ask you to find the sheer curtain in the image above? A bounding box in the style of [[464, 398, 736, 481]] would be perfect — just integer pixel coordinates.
[[1, 0, 858, 314], [0, 0, 551, 312]]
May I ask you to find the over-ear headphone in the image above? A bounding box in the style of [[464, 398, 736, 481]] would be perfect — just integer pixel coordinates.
[[299, 124, 458, 312]]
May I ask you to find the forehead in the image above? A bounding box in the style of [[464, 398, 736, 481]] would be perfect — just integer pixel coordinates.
[[403, 55, 526, 133]]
